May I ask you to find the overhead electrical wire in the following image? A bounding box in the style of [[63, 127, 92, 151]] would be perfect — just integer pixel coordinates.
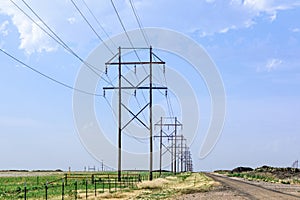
[[79, 0, 118, 49], [73, 0, 132, 75], [70, 0, 126, 89], [72, 0, 149, 123], [129, 0, 150, 46], [11, 0, 113, 86], [110, 0, 155, 122], [110, 0, 148, 74], [70, 0, 114, 55], [70, 0, 150, 127], [0, 48, 102, 97], [128, 0, 175, 118], [11, 0, 175, 138]]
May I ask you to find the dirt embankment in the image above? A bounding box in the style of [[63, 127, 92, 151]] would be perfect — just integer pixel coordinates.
[[216, 165, 300, 184]]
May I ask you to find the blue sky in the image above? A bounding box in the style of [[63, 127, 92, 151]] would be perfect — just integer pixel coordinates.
[[0, 0, 300, 171]]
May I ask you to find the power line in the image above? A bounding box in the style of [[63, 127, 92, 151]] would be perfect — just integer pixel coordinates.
[[110, 0, 156, 121], [79, 0, 118, 49], [110, 0, 148, 74], [127, 1, 175, 119], [129, 0, 150, 46], [0, 48, 102, 97], [73, 0, 150, 123], [127, 0, 171, 117], [11, 0, 113, 86], [71, 0, 134, 89], [18, 0, 105, 75], [70, 0, 114, 54]]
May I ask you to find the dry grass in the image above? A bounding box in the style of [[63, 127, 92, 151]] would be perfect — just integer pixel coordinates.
[[135, 172, 217, 199], [80, 173, 216, 199], [137, 178, 169, 190]]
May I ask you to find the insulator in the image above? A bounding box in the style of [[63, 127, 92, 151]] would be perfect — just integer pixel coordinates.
[[165, 90, 168, 96], [163, 64, 165, 74], [103, 90, 106, 97], [134, 65, 136, 74], [134, 90, 136, 96], [105, 66, 108, 74]]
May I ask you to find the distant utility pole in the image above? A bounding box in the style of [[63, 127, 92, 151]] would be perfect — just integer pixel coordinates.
[[180, 135, 186, 172], [154, 117, 183, 175], [104, 47, 166, 181], [185, 150, 193, 172], [292, 160, 299, 169]]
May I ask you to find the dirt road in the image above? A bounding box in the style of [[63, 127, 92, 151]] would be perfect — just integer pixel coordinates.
[[177, 173, 300, 200]]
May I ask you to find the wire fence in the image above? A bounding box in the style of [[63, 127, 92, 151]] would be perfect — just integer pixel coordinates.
[[0, 172, 161, 200]]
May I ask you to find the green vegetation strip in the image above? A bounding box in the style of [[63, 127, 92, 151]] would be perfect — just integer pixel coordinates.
[[0, 171, 163, 200]]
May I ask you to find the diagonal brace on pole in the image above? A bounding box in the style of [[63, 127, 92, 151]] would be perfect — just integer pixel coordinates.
[[121, 103, 150, 130]]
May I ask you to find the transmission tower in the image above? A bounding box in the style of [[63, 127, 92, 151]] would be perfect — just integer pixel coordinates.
[[103, 46, 166, 181], [154, 117, 183, 174]]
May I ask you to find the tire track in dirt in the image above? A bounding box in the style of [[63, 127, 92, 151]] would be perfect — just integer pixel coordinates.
[[206, 173, 300, 200]]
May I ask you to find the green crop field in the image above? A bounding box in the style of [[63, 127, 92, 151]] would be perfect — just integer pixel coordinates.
[[0, 171, 166, 200]]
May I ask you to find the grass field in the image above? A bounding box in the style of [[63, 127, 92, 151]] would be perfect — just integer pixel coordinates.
[[0, 171, 215, 199], [0, 171, 169, 199]]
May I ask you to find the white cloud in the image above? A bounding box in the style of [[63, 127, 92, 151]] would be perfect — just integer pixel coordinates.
[[265, 58, 282, 72], [243, 0, 300, 21], [0, 20, 9, 36], [256, 58, 284, 72], [291, 28, 300, 33], [134, 0, 300, 38], [0, 1, 59, 54], [243, 0, 272, 11], [67, 17, 76, 25], [1, 0, 300, 54], [219, 25, 237, 34], [205, 0, 216, 3]]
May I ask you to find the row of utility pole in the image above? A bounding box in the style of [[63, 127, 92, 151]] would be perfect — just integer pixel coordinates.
[[103, 47, 192, 181], [154, 117, 193, 175]]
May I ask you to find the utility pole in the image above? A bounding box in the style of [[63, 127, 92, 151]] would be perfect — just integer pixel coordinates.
[[159, 117, 163, 175], [149, 46, 153, 181], [174, 117, 177, 174], [154, 117, 182, 174], [118, 47, 121, 181], [104, 47, 166, 181]]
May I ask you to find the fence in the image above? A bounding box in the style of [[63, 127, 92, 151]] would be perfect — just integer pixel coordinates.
[[0, 172, 159, 200]]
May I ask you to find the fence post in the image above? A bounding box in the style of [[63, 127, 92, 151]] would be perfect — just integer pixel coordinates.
[[24, 182, 26, 200], [114, 178, 117, 192], [94, 179, 97, 197], [102, 179, 104, 193], [45, 181, 48, 200], [108, 179, 111, 193], [62, 178, 64, 200], [74, 180, 77, 200], [85, 179, 88, 199], [64, 174, 68, 186], [92, 174, 94, 184]]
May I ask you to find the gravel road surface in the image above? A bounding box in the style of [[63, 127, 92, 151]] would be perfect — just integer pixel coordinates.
[[177, 173, 300, 200]]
